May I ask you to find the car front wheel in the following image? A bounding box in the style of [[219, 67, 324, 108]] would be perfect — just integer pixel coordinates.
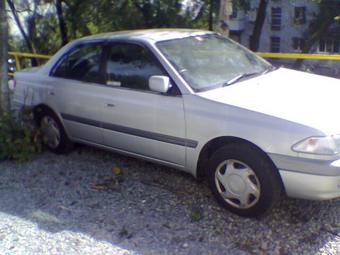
[[208, 143, 282, 217]]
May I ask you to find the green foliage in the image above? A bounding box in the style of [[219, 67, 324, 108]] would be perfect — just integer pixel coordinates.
[[63, 0, 198, 36], [9, 0, 214, 55], [233, 0, 250, 10], [309, 1, 340, 29], [0, 109, 42, 161], [30, 14, 62, 54], [300, 0, 339, 52]]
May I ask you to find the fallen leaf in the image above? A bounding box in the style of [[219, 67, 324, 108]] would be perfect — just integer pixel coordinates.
[[112, 166, 122, 175], [91, 177, 121, 192]]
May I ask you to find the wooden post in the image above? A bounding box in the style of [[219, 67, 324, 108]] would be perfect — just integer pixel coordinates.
[[216, 0, 233, 37]]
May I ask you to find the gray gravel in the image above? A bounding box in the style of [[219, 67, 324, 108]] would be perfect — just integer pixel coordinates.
[[0, 146, 339, 255]]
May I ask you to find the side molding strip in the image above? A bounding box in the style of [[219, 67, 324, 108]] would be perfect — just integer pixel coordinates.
[[61, 113, 198, 148]]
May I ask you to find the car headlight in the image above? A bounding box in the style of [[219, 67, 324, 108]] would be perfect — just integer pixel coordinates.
[[292, 134, 340, 155]]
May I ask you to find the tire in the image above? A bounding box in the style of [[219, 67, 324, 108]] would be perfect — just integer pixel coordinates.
[[208, 143, 282, 218], [39, 109, 73, 154]]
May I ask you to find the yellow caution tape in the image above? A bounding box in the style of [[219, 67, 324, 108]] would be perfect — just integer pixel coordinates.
[[9, 51, 340, 61], [6, 51, 340, 73], [256, 52, 340, 60], [8, 51, 52, 59]]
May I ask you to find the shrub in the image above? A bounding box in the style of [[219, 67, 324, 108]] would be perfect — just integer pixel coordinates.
[[0, 109, 42, 161]]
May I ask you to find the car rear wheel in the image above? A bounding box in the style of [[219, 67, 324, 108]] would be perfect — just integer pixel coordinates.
[[208, 143, 282, 217], [39, 110, 72, 154]]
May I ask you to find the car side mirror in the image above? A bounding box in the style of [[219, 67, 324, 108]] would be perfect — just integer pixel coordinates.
[[149, 75, 170, 93]]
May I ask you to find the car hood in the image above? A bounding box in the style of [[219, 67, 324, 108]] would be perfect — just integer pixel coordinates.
[[198, 68, 340, 135]]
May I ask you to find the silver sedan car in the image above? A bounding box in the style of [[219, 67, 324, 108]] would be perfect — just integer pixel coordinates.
[[12, 29, 340, 217]]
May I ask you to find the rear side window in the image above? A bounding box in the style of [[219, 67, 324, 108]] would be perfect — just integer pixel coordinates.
[[105, 43, 165, 91], [53, 44, 103, 83]]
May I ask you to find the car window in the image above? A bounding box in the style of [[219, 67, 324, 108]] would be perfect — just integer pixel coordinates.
[[53, 44, 103, 83], [105, 43, 166, 91], [157, 34, 272, 92]]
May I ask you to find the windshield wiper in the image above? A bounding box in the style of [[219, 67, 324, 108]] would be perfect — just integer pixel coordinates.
[[224, 72, 260, 86]]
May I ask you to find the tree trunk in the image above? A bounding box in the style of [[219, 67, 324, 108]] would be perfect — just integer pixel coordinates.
[[193, 3, 205, 23], [208, 0, 214, 31], [7, 0, 35, 53], [7, 0, 37, 66], [0, 0, 9, 113], [56, 0, 68, 46], [216, 0, 232, 37], [249, 0, 268, 51]]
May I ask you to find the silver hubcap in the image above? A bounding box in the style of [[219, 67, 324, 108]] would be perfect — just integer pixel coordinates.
[[41, 116, 61, 149], [215, 159, 261, 209]]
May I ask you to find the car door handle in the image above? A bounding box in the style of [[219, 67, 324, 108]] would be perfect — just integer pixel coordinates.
[[106, 103, 116, 107], [48, 91, 55, 96]]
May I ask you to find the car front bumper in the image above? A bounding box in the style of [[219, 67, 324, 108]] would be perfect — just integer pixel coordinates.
[[269, 154, 340, 200], [279, 170, 340, 200]]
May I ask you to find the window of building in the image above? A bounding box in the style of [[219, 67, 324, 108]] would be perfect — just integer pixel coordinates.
[[318, 39, 340, 53], [270, 37, 281, 53], [294, 7, 306, 25], [292, 37, 305, 51], [271, 7, 282, 31]]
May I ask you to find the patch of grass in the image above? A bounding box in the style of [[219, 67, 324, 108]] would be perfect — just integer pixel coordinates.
[[118, 226, 133, 239], [188, 205, 203, 222], [0, 109, 42, 161]]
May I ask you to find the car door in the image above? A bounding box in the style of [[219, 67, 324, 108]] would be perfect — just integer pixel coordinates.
[[46, 42, 106, 144], [100, 42, 187, 167]]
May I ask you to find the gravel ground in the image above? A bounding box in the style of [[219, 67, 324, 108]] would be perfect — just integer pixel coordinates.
[[0, 146, 339, 255]]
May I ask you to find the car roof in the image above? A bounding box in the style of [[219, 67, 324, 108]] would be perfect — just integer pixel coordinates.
[[79, 29, 214, 43]]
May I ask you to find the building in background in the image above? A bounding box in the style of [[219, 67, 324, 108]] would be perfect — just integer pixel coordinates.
[[229, 0, 340, 78]]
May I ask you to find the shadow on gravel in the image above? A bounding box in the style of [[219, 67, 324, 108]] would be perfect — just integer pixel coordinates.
[[0, 146, 339, 254]]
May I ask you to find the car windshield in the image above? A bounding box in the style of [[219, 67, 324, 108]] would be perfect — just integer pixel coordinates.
[[156, 34, 273, 92]]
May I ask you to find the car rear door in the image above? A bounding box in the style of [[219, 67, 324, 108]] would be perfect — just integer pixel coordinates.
[[100, 42, 187, 167], [46, 42, 107, 144]]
